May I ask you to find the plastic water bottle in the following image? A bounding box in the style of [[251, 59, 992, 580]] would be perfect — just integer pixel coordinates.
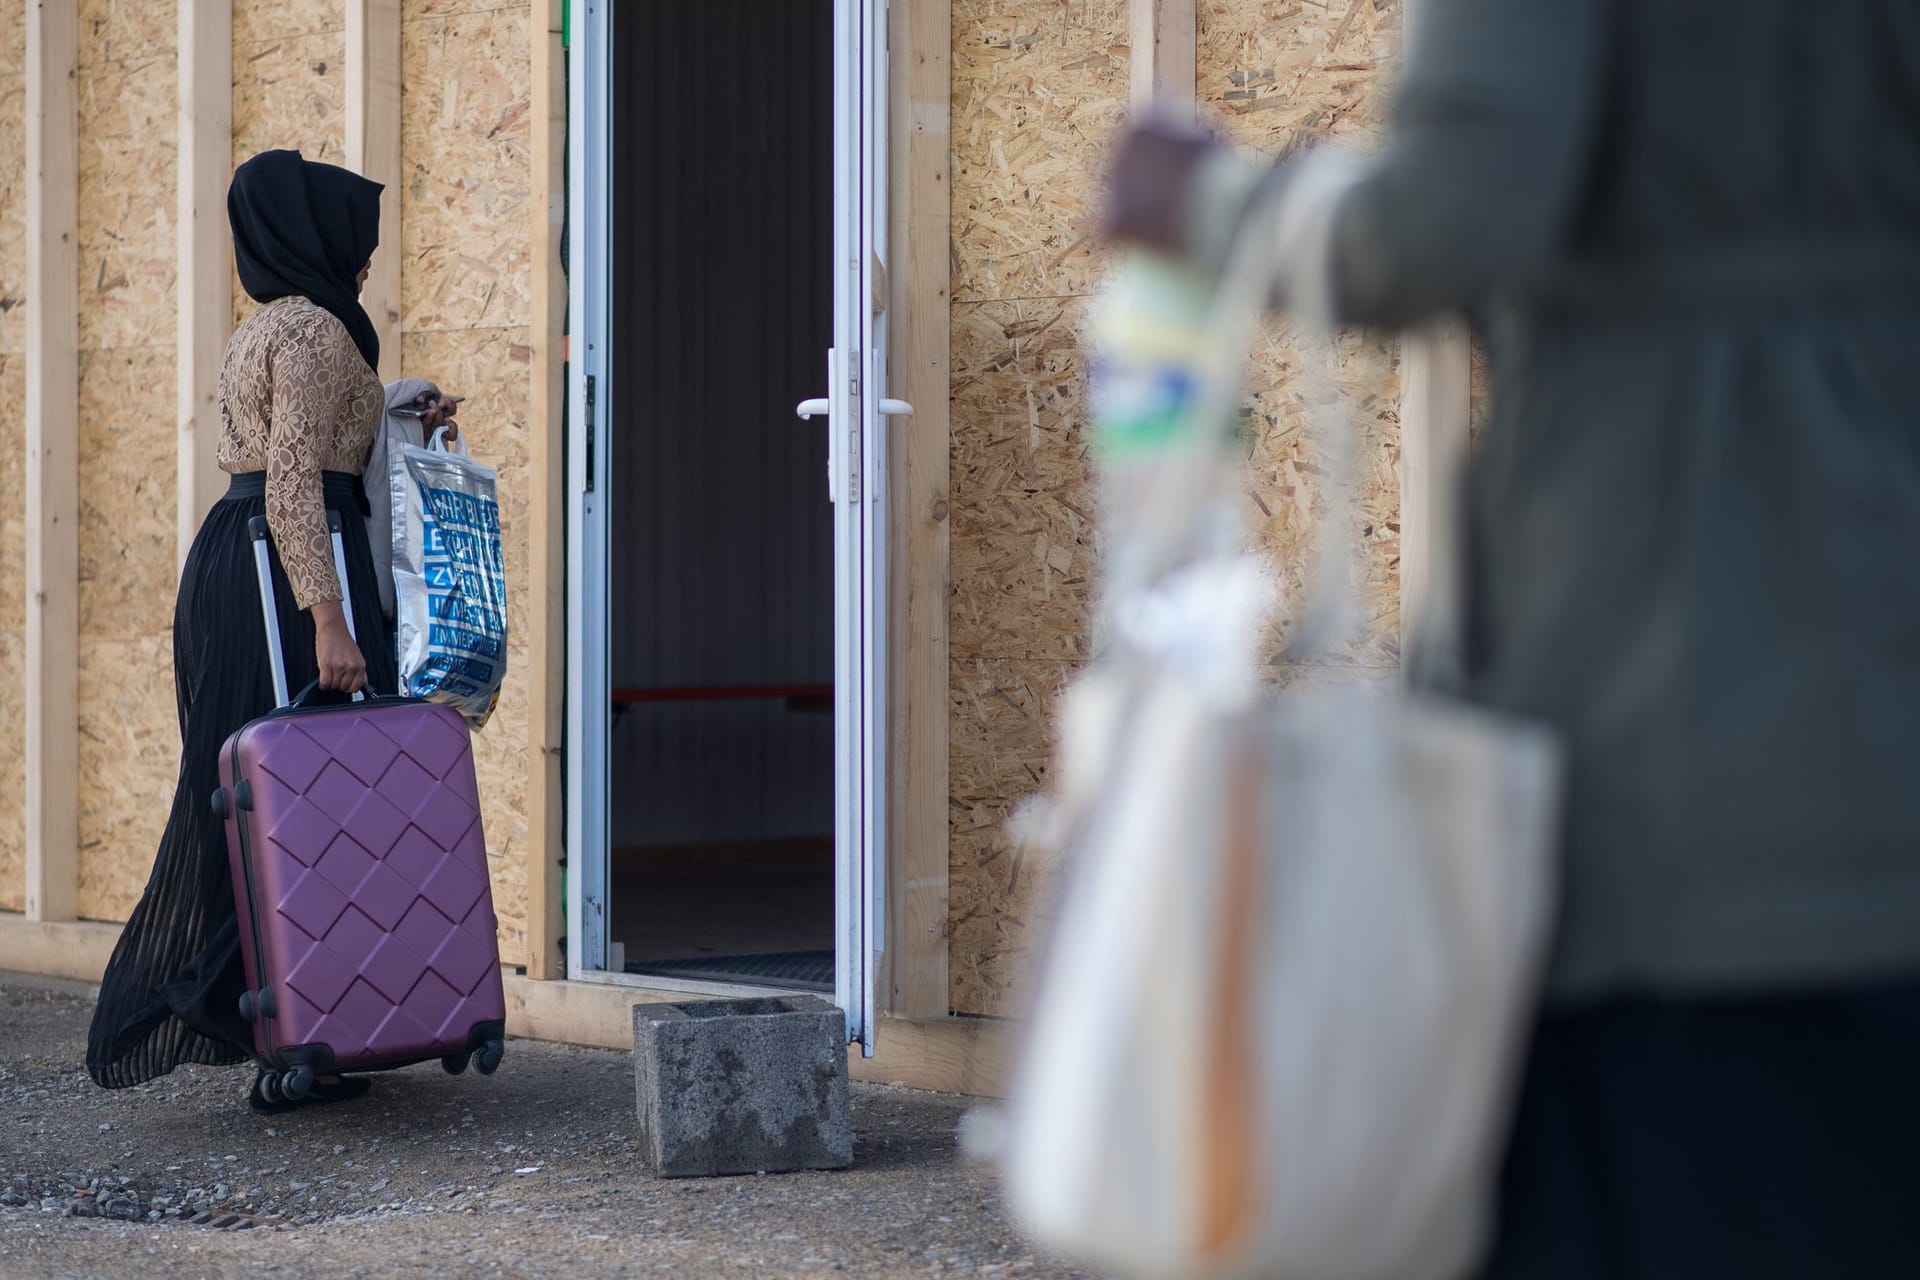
[[1088, 250, 1243, 643], [1088, 137, 1270, 647]]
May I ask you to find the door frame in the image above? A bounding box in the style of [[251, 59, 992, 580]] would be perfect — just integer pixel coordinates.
[[565, 0, 867, 1001], [544, 0, 954, 1031], [564, 0, 611, 981], [878, 0, 953, 1024]]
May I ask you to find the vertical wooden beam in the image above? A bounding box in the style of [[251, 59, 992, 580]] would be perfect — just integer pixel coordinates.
[[1130, 0, 1196, 120], [1397, 320, 1472, 656], [178, 0, 233, 570], [887, 0, 952, 1020], [346, 0, 402, 382], [25, 0, 79, 923], [525, 0, 567, 981], [1393, 0, 1475, 665]]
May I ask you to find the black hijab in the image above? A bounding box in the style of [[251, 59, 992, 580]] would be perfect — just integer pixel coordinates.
[[228, 150, 384, 372]]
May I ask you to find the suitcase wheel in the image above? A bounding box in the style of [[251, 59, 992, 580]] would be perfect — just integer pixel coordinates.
[[281, 1065, 315, 1102], [256, 1072, 285, 1106], [475, 1039, 504, 1076], [210, 787, 229, 820], [442, 1051, 471, 1076]]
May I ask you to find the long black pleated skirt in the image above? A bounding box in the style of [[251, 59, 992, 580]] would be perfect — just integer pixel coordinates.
[[86, 471, 397, 1089], [1480, 975, 1920, 1279]]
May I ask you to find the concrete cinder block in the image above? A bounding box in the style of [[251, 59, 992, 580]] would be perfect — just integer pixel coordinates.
[[633, 996, 854, 1177]]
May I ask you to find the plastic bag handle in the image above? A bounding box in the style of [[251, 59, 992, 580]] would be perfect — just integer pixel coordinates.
[[429, 424, 472, 458], [1253, 153, 1470, 686], [1103, 152, 1366, 665]]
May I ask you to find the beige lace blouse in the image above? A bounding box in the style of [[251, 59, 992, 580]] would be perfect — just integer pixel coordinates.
[[218, 297, 383, 610]]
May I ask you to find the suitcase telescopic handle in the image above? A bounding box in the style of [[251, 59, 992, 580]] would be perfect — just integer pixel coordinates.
[[247, 514, 365, 708]]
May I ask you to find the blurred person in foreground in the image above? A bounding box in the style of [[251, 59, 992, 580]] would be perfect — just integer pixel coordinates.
[[1108, 1, 1920, 1275]]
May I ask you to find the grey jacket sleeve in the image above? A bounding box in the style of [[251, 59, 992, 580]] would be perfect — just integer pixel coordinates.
[[1327, 0, 1610, 328], [369, 378, 439, 623], [364, 416, 399, 623]]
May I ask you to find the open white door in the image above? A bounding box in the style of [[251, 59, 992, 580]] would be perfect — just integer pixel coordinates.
[[797, 0, 907, 1054], [565, 0, 612, 979], [571, 0, 896, 1025]]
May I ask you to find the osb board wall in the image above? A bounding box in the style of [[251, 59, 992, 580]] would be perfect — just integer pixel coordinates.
[[952, 0, 1129, 302], [399, 3, 531, 334], [53, 0, 534, 965], [949, 0, 1128, 1017], [0, 2, 23, 913], [75, 2, 182, 921], [947, 0, 1408, 1016], [232, 0, 347, 329], [1200, 0, 1404, 669], [400, 0, 533, 965]]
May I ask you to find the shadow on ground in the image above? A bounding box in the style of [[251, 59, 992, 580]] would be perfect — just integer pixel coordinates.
[[0, 975, 1088, 1279]]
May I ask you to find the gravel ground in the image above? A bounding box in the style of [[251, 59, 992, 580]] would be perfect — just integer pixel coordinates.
[[0, 975, 1090, 1279]]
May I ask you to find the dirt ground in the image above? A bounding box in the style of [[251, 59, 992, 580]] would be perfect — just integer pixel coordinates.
[[0, 975, 1090, 1279]]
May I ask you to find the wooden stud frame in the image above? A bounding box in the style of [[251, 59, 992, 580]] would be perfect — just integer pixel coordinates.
[[886, 0, 953, 1019], [177, 0, 232, 571], [346, 0, 402, 382], [1397, 321, 1472, 655], [525, 0, 568, 981], [1394, 0, 1474, 654], [25, 0, 79, 923], [1131, 0, 1196, 120]]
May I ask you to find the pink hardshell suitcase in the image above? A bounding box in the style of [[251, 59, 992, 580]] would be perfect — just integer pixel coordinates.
[[212, 511, 506, 1103]]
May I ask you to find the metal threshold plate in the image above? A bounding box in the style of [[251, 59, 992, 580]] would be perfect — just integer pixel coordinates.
[[626, 950, 834, 991]]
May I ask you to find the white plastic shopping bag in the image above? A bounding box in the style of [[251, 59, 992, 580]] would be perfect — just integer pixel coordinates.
[[393, 426, 509, 728], [1001, 145, 1565, 1280]]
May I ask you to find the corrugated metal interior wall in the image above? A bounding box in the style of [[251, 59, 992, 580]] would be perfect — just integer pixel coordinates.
[[608, 0, 835, 849]]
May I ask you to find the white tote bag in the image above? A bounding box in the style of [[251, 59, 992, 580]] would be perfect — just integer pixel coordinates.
[[1002, 149, 1565, 1280]]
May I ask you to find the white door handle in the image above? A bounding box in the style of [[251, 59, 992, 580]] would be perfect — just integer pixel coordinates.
[[798, 397, 910, 419]]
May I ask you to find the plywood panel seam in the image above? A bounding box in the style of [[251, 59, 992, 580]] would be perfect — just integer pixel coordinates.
[[234, 37, 346, 56], [235, 24, 347, 47], [72, 53, 176, 74], [952, 292, 1101, 306], [396, 322, 526, 338], [400, 3, 525, 24], [76, 342, 175, 355]]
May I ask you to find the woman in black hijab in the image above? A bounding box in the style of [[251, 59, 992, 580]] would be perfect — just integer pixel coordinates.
[[229, 149, 385, 371], [86, 151, 400, 1113]]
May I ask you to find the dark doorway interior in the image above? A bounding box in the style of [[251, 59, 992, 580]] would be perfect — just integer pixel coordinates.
[[607, 0, 835, 991]]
